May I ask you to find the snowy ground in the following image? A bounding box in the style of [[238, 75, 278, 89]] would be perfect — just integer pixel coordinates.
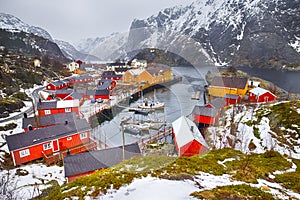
[[207, 103, 300, 159]]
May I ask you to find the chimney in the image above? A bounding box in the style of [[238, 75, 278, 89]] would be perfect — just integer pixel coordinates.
[[190, 126, 194, 133], [67, 149, 71, 156], [203, 92, 207, 105], [65, 120, 68, 125], [24, 113, 27, 118]]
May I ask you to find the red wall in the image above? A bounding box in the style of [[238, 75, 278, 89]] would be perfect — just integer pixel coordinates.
[[179, 140, 205, 156], [12, 131, 91, 166], [94, 94, 109, 100], [67, 171, 94, 183], [249, 92, 276, 102], [38, 107, 79, 116], [194, 115, 215, 125]]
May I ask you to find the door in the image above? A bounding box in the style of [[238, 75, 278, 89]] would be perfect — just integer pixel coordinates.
[[52, 139, 60, 152]]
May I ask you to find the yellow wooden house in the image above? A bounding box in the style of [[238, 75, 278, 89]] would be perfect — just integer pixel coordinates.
[[147, 64, 172, 84], [208, 76, 249, 98], [123, 68, 153, 85]]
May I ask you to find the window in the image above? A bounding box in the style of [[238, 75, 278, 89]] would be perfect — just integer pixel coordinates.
[[80, 132, 87, 139], [43, 143, 51, 150], [45, 110, 51, 115], [65, 108, 71, 112], [19, 149, 30, 157], [67, 137, 72, 141]]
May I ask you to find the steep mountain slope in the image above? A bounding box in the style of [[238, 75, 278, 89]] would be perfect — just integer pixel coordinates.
[[55, 39, 100, 62], [126, 0, 300, 69], [76, 32, 128, 61], [86, 0, 299, 68], [0, 13, 53, 41]]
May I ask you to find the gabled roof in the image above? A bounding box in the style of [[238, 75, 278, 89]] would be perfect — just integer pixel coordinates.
[[37, 101, 57, 110], [172, 116, 208, 149], [249, 87, 276, 97], [192, 105, 218, 117], [97, 81, 112, 90], [127, 68, 145, 76], [6, 119, 91, 151], [207, 98, 226, 109], [108, 62, 126, 66], [22, 112, 76, 129], [147, 65, 170, 75], [49, 80, 64, 86], [95, 89, 109, 95], [224, 94, 240, 99], [210, 76, 248, 89], [65, 92, 83, 100], [64, 143, 141, 177], [37, 100, 80, 110], [55, 89, 73, 95]]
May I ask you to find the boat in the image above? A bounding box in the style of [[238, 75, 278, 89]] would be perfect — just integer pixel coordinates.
[[137, 89, 164, 110]]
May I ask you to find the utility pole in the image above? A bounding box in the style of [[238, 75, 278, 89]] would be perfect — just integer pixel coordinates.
[[121, 122, 125, 160]]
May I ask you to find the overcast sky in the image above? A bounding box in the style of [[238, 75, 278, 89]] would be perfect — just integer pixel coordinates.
[[1, 0, 194, 45]]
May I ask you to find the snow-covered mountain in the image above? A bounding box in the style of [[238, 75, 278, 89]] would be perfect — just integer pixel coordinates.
[[86, 0, 300, 68], [0, 13, 53, 41], [76, 32, 128, 61], [54, 39, 100, 62]]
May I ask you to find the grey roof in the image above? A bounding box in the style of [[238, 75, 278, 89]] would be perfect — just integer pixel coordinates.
[[64, 143, 141, 177], [55, 89, 73, 95], [37, 101, 57, 110], [22, 112, 76, 129], [95, 89, 109, 95], [207, 98, 226, 109], [192, 105, 218, 117], [224, 94, 240, 99], [210, 76, 248, 89], [67, 92, 83, 100], [97, 81, 111, 90], [6, 119, 91, 151], [50, 80, 64, 86]]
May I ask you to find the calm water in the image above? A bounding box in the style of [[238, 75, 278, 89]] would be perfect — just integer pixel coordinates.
[[92, 65, 211, 147], [236, 67, 300, 94]]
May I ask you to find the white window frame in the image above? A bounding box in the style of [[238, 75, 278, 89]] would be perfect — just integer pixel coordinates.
[[19, 149, 30, 157], [45, 110, 51, 115], [43, 143, 52, 150], [65, 107, 71, 112], [67, 137, 72, 141], [80, 132, 87, 139]]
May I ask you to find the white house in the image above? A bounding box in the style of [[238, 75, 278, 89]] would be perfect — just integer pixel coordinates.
[[66, 61, 80, 72], [131, 59, 147, 68]]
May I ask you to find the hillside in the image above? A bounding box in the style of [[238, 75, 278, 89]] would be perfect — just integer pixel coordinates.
[[38, 100, 300, 199]]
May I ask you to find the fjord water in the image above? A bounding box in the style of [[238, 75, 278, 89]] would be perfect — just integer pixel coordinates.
[[237, 67, 300, 93], [92, 65, 211, 147]]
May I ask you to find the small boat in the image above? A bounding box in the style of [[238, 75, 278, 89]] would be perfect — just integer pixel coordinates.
[[137, 100, 164, 109], [137, 89, 164, 110]]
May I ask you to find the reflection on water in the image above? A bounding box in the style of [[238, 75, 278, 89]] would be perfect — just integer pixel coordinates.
[[92, 66, 211, 147]]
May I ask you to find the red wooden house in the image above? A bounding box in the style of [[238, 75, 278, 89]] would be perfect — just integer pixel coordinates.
[[37, 100, 80, 116], [98, 79, 116, 90], [249, 87, 276, 102], [63, 92, 84, 105], [6, 119, 94, 166], [172, 116, 208, 156], [101, 71, 122, 81], [94, 89, 110, 100], [70, 75, 93, 84], [64, 143, 141, 182], [192, 98, 225, 126], [22, 112, 75, 132], [224, 94, 241, 106], [55, 89, 73, 99], [46, 80, 67, 91]]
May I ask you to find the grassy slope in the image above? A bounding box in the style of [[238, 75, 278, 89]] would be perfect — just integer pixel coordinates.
[[43, 149, 300, 200]]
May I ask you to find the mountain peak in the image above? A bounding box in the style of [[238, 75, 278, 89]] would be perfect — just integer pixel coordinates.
[[0, 12, 53, 41]]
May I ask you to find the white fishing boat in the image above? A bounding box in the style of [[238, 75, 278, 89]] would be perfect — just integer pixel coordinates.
[[137, 89, 164, 110]]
